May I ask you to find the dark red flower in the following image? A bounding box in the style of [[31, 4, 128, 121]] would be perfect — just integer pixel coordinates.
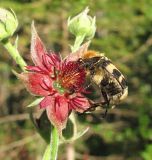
[[18, 23, 90, 132]]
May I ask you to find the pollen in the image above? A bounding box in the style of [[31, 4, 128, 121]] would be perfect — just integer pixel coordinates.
[[59, 61, 86, 91]]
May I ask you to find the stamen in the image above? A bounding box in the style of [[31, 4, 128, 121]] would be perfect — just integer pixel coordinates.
[[70, 100, 84, 110], [59, 61, 86, 92], [50, 54, 57, 66], [40, 79, 53, 93], [73, 97, 85, 103], [39, 83, 49, 91], [47, 54, 55, 66], [72, 99, 84, 107], [42, 55, 50, 71]]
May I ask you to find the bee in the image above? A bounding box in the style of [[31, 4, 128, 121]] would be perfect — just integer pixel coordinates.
[[78, 50, 128, 116]]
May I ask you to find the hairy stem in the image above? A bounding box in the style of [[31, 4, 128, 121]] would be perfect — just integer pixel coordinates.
[[50, 127, 59, 160], [2, 39, 27, 71], [72, 34, 85, 52]]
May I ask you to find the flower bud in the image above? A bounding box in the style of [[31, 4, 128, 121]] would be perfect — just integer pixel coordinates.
[[68, 7, 96, 40], [0, 8, 18, 41]]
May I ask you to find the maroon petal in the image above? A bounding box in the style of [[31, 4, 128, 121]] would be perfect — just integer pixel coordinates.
[[65, 41, 90, 62], [31, 22, 47, 67], [69, 93, 90, 113], [46, 95, 70, 133], [18, 72, 53, 96], [46, 53, 61, 70], [40, 96, 52, 108], [26, 66, 41, 72]]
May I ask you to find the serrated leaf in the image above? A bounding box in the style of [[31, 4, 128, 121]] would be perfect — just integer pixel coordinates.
[[27, 97, 43, 108]]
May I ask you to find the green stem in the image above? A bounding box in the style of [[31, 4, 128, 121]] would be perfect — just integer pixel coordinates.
[[42, 145, 50, 160], [71, 34, 85, 52], [2, 39, 27, 71], [50, 127, 59, 160]]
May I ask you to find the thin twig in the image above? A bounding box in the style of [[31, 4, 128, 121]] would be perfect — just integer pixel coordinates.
[[93, 108, 137, 118], [76, 153, 124, 160], [0, 113, 39, 124], [0, 134, 39, 153], [109, 108, 137, 117], [0, 108, 137, 125], [66, 143, 75, 160]]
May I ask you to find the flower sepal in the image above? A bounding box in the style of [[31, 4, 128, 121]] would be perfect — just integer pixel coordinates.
[[68, 7, 96, 40], [0, 8, 18, 41], [27, 97, 44, 108]]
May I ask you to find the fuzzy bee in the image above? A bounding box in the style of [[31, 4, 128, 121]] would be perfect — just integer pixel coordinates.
[[78, 50, 128, 116]]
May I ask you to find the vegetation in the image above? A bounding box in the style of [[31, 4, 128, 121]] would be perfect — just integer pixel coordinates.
[[0, 0, 152, 159]]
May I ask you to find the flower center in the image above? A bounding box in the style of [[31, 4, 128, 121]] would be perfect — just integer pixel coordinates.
[[51, 61, 86, 94], [58, 61, 86, 92], [53, 81, 65, 94]]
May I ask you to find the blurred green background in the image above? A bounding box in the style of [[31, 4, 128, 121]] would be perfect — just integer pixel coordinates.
[[0, 0, 152, 160]]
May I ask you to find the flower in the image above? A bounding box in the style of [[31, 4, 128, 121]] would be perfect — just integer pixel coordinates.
[[68, 7, 96, 40], [0, 8, 18, 41], [18, 23, 90, 133]]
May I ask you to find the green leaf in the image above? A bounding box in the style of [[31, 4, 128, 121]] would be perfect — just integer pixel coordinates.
[[27, 97, 43, 108]]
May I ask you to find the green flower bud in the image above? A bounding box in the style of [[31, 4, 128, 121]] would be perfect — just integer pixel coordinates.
[[68, 7, 96, 40], [0, 8, 18, 41]]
